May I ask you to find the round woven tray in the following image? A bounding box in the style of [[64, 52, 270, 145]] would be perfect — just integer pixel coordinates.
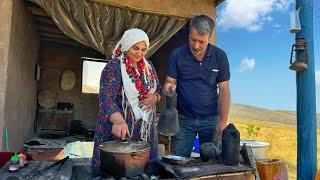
[[60, 69, 76, 91], [38, 90, 56, 109]]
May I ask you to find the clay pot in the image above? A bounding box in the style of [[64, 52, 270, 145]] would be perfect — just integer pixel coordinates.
[[199, 142, 219, 162]]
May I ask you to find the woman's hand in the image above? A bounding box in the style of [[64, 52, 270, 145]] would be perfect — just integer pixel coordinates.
[[111, 121, 130, 140], [140, 93, 159, 111]]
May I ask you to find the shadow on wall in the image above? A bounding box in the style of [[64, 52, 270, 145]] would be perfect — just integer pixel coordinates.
[[149, 23, 189, 84]]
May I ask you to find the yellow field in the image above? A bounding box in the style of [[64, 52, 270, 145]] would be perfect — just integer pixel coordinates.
[[230, 117, 320, 180]]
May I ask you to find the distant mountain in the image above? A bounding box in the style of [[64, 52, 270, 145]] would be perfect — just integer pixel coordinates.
[[82, 84, 99, 93], [230, 103, 320, 126]]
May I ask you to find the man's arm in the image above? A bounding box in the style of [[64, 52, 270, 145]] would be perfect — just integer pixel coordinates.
[[163, 76, 177, 96], [214, 80, 230, 140]]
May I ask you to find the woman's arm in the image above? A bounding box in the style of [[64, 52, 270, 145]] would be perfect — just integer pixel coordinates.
[[99, 59, 130, 139]]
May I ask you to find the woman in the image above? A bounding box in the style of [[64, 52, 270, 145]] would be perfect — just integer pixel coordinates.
[[92, 29, 162, 166]]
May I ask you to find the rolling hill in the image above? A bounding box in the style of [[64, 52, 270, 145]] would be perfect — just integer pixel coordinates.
[[230, 103, 320, 126]]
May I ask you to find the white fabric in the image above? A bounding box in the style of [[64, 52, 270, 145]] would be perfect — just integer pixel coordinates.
[[113, 28, 156, 141], [120, 59, 157, 120], [120, 59, 157, 141], [112, 28, 149, 59]]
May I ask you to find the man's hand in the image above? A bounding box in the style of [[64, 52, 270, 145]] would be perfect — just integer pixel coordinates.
[[214, 80, 230, 141], [163, 76, 177, 96], [111, 121, 130, 140], [214, 120, 227, 141]]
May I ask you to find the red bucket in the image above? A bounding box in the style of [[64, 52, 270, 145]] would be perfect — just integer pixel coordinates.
[[0, 152, 13, 168]]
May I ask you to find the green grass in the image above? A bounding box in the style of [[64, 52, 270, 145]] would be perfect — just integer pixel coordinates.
[[231, 117, 320, 180]]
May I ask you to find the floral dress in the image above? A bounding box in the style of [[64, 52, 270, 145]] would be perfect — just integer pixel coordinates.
[[91, 58, 162, 166]]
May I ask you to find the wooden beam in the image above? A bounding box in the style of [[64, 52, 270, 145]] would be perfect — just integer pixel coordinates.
[[91, 0, 216, 19], [34, 16, 56, 25], [39, 32, 70, 40], [27, 6, 48, 17], [40, 37, 87, 48], [24, 0, 42, 8], [296, 0, 317, 179], [38, 25, 64, 35]]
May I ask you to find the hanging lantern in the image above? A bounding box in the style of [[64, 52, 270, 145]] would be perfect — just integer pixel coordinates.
[[289, 38, 308, 71]]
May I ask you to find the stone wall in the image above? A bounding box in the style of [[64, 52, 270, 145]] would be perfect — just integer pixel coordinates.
[[0, 0, 13, 151], [3, 0, 39, 151], [39, 42, 104, 129]]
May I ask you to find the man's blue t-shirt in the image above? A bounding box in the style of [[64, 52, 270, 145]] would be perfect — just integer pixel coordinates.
[[167, 44, 230, 119]]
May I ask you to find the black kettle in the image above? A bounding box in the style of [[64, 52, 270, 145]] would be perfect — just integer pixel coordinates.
[[157, 92, 179, 136], [221, 123, 240, 166]]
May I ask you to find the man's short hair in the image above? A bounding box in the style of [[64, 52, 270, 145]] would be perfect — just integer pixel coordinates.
[[189, 15, 215, 37]]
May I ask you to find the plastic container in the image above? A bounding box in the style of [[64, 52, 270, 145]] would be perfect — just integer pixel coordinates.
[[18, 153, 27, 168], [8, 153, 20, 173], [256, 159, 288, 180], [289, 8, 301, 33], [240, 140, 270, 160], [192, 135, 199, 153], [315, 171, 320, 180]]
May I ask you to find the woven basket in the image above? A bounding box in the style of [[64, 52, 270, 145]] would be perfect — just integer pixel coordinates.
[[38, 90, 56, 109], [60, 69, 76, 91]]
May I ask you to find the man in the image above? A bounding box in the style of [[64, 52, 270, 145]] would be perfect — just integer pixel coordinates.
[[163, 15, 230, 157]]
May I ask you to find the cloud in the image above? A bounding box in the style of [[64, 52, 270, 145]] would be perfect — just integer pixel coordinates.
[[273, 23, 286, 33], [218, 0, 293, 31], [239, 57, 256, 72], [274, 0, 294, 11], [316, 69, 320, 86]]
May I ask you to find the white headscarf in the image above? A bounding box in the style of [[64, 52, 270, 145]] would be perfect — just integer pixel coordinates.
[[113, 28, 156, 142], [112, 28, 149, 59]]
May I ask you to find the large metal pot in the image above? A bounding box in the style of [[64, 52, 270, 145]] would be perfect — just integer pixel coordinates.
[[99, 141, 150, 177]]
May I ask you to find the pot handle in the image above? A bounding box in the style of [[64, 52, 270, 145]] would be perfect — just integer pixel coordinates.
[[131, 152, 141, 160]]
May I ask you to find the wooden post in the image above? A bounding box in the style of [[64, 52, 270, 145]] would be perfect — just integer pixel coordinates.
[[296, 0, 317, 179]]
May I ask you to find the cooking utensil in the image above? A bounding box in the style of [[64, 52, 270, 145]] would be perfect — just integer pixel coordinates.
[[99, 141, 150, 177], [162, 155, 191, 165], [157, 92, 179, 153], [40, 156, 69, 173], [26, 156, 69, 179]]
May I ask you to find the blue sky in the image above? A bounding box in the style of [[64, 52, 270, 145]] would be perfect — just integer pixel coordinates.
[[216, 0, 320, 111]]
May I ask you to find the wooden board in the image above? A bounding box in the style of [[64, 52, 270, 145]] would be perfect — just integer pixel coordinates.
[[0, 160, 73, 180], [158, 160, 254, 179]]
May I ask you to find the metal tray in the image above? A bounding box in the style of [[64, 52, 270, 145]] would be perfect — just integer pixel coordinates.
[[162, 155, 191, 165]]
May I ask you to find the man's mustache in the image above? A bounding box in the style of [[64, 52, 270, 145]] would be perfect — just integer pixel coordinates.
[[191, 48, 202, 52]]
